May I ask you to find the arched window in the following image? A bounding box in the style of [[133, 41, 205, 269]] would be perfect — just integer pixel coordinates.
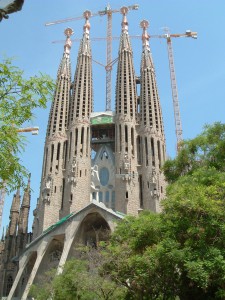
[[6, 275, 13, 296]]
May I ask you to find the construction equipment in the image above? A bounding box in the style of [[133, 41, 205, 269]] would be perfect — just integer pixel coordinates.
[[0, 126, 39, 232], [45, 4, 139, 111], [17, 126, 39, 135], [161, 28, 197, 151]]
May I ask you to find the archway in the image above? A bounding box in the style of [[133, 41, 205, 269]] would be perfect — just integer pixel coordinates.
[[68, 212, 111, 259]]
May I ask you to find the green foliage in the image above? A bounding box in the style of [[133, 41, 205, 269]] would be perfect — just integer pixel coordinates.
[[103, 123, 225, 300], [0, 57, 55, 191], [30, 256, 126, 300], [104, 176, 225, 298], [163, 122, 225, 183]]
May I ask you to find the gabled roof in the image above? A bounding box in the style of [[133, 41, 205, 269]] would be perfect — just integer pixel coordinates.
[[26, 201, 124, 250]]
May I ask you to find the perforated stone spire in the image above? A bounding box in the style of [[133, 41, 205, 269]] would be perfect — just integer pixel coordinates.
[[8, 189, 20, 236], [118, 6, 132, 52], [114, 9, 139, 215], [140, 20, 164, 134], [116, 7, 136, 118], [33, 28, 73, 236], [18, 174, 31, 234], [139, 20, 166, 211], [65, 12, 93, 215], [69, 10, 93, 123], [47, 28, 73, 137]]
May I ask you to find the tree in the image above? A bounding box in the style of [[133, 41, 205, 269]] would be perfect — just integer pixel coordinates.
[[0, 57, 55, 191], [163, 122, 225, 183], [29, 249, 126, 300], [103, 124, 225, 299]]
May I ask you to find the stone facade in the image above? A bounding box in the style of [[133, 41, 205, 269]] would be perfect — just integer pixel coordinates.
[[0, 9, 167, 300], [0, 178, 32, 299]]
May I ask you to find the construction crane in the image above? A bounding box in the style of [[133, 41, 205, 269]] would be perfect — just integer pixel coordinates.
[[45, 4, 139, 111], [160, 28, 197, 151], [0, 126, 39, 232]]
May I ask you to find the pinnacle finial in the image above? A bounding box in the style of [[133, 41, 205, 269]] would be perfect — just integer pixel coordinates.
[[27, 173, 31, 190], [22, 173, 31, 208], [64, 27, 73, 38], [83, 10, 91, 35], [140, 19, 150, 49], [64, 27, 73, 55], [120, 6, 128, 15], [140, 19, 149, 29], [120, 6, 129, 32]]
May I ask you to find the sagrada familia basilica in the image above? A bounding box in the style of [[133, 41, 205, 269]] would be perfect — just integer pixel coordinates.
[[0, 6, 166, 299]]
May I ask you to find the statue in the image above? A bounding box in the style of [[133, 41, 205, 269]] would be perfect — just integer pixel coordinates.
[[124, 152, 130, 171], [71, 157, 77, 173], [46, 175, 52, 189]]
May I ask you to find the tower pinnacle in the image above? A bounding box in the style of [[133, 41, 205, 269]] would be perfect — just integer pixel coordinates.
[[33, 27, 73, 236], [140, 20, 150, 50], [64, 28, 73, 55], [120, 6, 129, 33], [83, 10, 91, 33], [18, 175, 31, 234], [65, 13, 93, 214], [139, 19, 166, 211]]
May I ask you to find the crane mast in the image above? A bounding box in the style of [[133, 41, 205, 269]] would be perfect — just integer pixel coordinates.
[[105, 6, 113, 111], [166, 31, 183, 149], [163, 28, 197, 151]]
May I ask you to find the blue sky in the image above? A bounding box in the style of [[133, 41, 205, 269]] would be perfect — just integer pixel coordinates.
[[1, 0, 225, 234]]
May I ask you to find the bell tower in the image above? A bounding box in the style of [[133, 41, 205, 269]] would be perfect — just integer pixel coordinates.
[[64, 11, 93, 215], [114, 7, 140, 215], [139, 20, 166, 211], [33, 28, 73, 236]]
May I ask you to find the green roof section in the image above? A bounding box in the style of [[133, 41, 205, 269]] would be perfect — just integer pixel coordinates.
[[91, 115, 114, 125], [115, 211, 126, 217], [43, 212, 74, 234]]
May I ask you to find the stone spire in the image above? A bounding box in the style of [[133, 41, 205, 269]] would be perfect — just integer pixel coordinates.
[[47, 27, 73, 137], [139, 20, 166, 211], [8, 189, 20, 236], [140, 20, 164, 134], [18, 174, 31, 234], [114, 8, 139, 215], [33, 29, 73, 236], [68, 11, 93, 123], [64, 11, 93, 215], [115, 7, 137, 118]]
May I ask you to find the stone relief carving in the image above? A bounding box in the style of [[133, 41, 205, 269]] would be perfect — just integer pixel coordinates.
[[42, 174, 52, 203], [150, 167, 159, 197], [123, 152, 130, 172], [68, 156, 77, 185]]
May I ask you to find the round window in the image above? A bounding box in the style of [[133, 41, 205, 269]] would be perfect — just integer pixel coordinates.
[[99, 167, 109, 186]]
